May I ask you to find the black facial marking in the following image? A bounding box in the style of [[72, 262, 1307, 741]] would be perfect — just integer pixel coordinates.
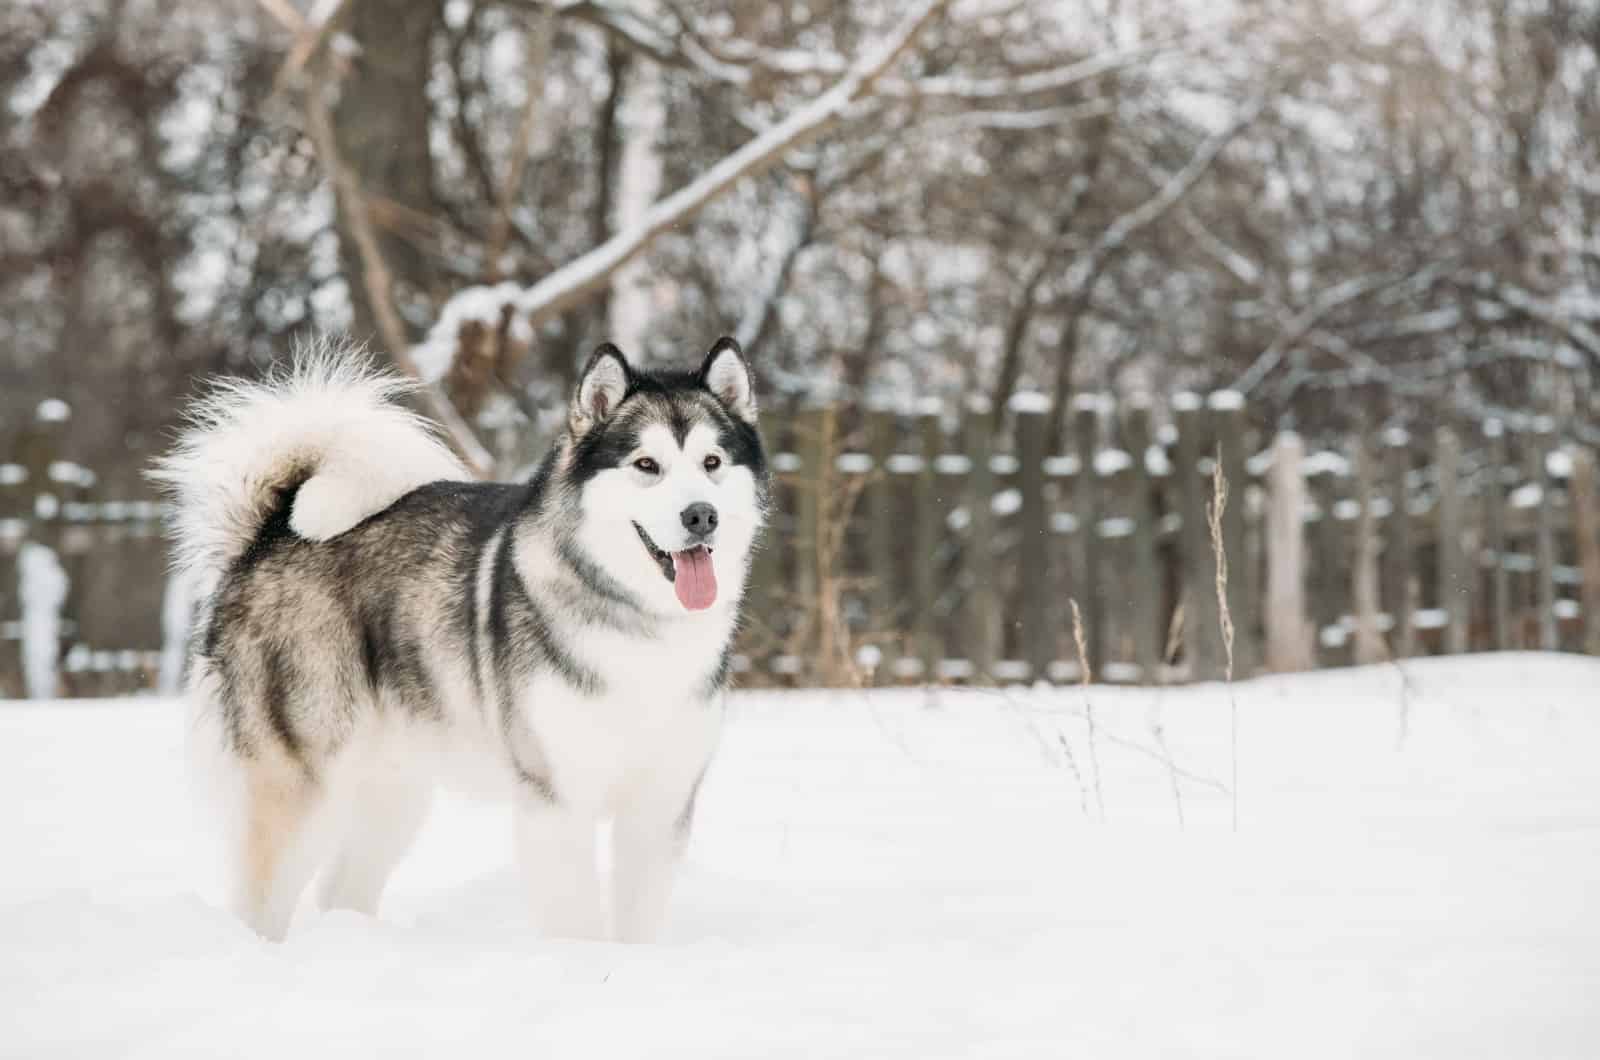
[[565, 358, 768, 488], [633, 523, 676, 581], [718, 417, 768, 480], [667, 395, 693, 448], [568, 412, 645, 487]]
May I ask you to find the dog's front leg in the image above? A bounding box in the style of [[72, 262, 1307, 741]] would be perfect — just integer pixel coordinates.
[[610, 777, 701, 944], [515, 802, 605, 940]]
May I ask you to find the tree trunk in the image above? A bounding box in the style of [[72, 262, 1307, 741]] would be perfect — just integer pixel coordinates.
[[332, 0, 441, 348]]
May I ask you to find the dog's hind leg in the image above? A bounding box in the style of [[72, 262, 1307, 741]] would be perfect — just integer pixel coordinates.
[[229, 752, 326, 942], [317, 771, 431, 916]]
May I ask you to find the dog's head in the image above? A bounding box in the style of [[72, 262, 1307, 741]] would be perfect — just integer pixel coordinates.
[[559, 337, 768, 616]]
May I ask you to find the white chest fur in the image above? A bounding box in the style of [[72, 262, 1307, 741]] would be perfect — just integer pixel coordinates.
[[518, 613, 729, 813]]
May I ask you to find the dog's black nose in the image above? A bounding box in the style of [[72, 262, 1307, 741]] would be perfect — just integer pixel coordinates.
[[681, 502, 718, 537]]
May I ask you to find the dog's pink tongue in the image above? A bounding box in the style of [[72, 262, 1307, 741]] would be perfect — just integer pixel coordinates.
[[672, 548, 718, 610]]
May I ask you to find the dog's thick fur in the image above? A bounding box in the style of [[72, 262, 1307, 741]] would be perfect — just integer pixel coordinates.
[[153, 338, 767, 941]]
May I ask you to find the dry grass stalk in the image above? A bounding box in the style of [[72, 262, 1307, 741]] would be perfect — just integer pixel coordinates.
[[1206, 451, 1239, 830], [1149, 604, 1188, 827], [816, 419, 873, 687], [1070, 598, 1106, 822], [778, 405, 872, 688], [1055, 732, 1092, 819]]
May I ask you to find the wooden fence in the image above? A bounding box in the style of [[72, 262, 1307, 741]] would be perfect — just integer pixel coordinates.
[[4, 392, 1599, 697], [736, 393, 1600, 687], [1, 402, 168, 698]]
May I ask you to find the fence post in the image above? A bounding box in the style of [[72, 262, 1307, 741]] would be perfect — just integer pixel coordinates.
[[1264, 431, 1312, 671], [1351, 433, 1384, 664], [0, 457, 24, 696], [1569, 446, 1600, 655], [1014, 398, 1052, 681], [1241, 428, 1265, 676], [791, 404, 827, 682], [964, 398, 998, 682], [1306, 456, 1347, 666], [738, 402, 791, 681], [1383, 428, 1415, 659], [1437, 425, 1468, 655], [1173, 393, 1220, 679], [866, 406, 901, 684], [1482, 420, 1510, 650], [1531, 418, 1558, 651], [1122, 399, 1161, 681], [16, 400, 71, 698], [1071, 395, 1104, 677], [913, 403, 942, 681], [1210, 391, 1252, 676]]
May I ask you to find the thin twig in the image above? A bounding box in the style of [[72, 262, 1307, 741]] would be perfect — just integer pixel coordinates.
[[1055, 732, 1093, 819], [484, 9, 555, 282], [272, 0, 356, 98], [1207, 449, 1239, 830], [1070, 598, 1106, 822], [1145, 682, 1186, 828], [962, 684, 1232, 798]]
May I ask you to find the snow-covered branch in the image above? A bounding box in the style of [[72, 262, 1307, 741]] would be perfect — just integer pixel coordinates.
[[414, 0, 949, 377], [1471, 277, 1600, 365], [1083, 91, 1267, 270], [915, 101, 1116, 135], [881, 22, 1235, 100], [1233, 270, 1421, 396], [524, 0, 1231, 107], [737, 184, 816, 352]]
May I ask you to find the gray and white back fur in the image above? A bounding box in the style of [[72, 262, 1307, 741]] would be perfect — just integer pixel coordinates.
[[152, 337, 768, 942]]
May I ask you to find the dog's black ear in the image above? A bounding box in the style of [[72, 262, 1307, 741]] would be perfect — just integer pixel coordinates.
[[571, 343, 631, 434], [700, 337, 756, 423]]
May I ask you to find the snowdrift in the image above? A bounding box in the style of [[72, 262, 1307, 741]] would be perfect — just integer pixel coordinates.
[[3, 654, 1598, 1058]]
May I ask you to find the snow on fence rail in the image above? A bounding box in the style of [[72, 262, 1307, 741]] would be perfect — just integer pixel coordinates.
[[3, 394, 1598, 697]]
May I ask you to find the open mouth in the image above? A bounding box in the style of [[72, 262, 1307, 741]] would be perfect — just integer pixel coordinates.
[[634, 523, 719, 611]]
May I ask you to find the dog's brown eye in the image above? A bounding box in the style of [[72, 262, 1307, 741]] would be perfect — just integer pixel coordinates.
[[634, 457, 660, 474], [703, 454, 722, 473]]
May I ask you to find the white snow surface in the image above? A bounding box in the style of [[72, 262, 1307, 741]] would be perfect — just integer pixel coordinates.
[[4, 655, 1600, 1058]]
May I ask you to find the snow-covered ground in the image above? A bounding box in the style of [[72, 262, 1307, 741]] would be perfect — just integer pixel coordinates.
[[3, 654, 1598, 1058]]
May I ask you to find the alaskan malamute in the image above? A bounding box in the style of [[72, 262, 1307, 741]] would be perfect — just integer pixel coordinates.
[[153, 338, 767, 942]]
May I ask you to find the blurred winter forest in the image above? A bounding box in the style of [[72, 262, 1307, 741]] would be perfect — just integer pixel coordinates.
[[4, 0, 1600, 481]]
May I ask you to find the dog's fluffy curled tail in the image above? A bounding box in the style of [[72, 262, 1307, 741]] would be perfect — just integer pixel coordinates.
[[150, 339, 466, 582]]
